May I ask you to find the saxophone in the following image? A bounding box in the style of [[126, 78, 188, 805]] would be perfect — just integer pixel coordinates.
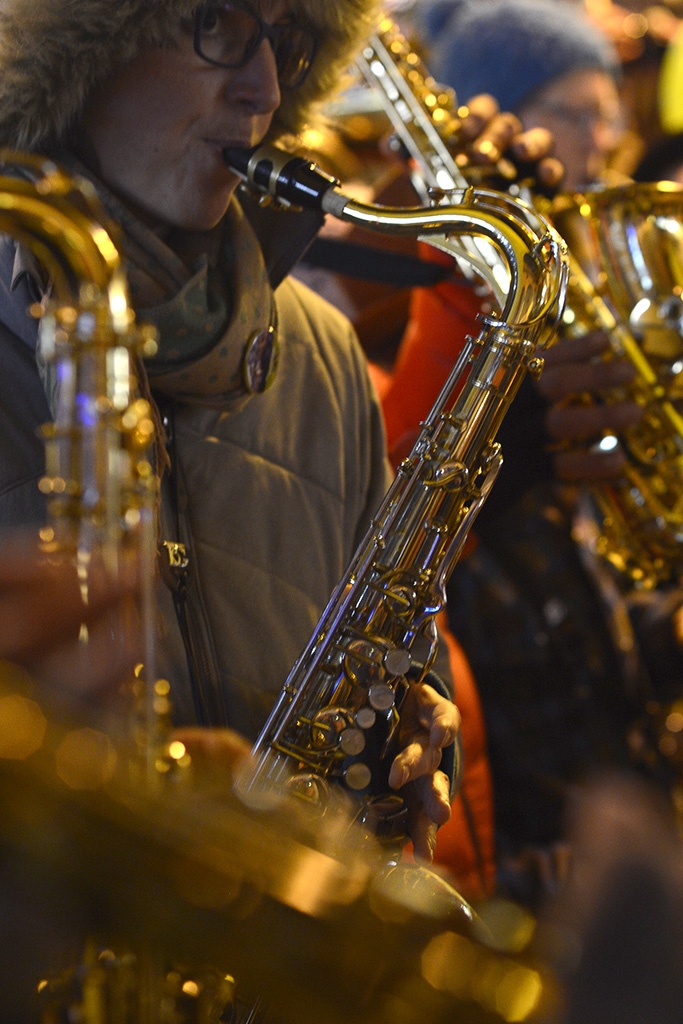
[[550, 184, 683, 590], [225, 144, 567, 841], [356, 18, 683, 590], [354, 16, 512, 198], [0, 150, 165, 777]]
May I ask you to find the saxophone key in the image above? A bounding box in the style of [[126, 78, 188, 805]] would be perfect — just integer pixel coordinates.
[[287, 772, 329, 807], [343, 637, 384, 686], [307, 709, 366, 757], [340, 728, 366, 756], [344, 761, 372, 791], [383, 646, 411, 676], [368, 682, 396, 711], [355, 707, 377, 729], [310, 708, 354, 750]]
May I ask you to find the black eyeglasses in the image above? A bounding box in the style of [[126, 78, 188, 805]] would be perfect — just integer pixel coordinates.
[[193, 1, 317, 89]]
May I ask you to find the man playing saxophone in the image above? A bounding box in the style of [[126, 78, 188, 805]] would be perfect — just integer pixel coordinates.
[[0, 0, 561, 869]]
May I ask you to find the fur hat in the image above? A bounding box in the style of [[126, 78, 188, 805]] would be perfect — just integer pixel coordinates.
[[417, 0, 618, 113], [0, 0, 380, 151]]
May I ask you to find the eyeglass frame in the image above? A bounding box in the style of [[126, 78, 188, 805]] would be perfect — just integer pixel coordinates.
[[193, 0, 318, 88]]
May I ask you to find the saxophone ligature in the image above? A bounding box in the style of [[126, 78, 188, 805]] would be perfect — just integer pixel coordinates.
[[356, 18, 683, 590], [225, 143, 567, 842]]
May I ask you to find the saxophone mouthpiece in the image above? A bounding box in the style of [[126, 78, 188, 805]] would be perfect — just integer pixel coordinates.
[[223, 144, 341, 211]]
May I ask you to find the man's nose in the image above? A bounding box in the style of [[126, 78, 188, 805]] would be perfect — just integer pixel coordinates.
[[592, 114, 622, 156], [231, 38, 281, 113]]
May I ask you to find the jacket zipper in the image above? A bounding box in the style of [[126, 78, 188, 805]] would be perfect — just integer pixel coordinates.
[[159, 401, 229, 728]]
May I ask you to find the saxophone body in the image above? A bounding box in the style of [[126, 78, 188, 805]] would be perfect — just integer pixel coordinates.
[[355, 19, 683, 590], [0, 152, 158, 563], [0, 151, 166, 775], [226, 145, 567, 839], [551, 185, 683, 589]]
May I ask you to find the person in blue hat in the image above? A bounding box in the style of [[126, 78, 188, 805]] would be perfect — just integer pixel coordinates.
[[418, 0, 624, 191]]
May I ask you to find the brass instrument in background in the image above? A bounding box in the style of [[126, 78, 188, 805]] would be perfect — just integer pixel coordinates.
[[552, 185, 683, 589], [0, 153, 198, 1019], [357, 19, 683, 590], [354, 18, 516, 196], [225, 144, 566, 843]]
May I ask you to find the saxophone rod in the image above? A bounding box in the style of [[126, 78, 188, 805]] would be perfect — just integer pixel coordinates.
[[355, 33, 468, 195]]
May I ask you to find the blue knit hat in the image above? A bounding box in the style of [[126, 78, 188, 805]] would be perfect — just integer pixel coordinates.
[[417, 0, 619, 113]]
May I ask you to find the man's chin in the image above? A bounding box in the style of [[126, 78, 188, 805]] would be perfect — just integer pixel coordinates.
[[168, 188, 237, 234]]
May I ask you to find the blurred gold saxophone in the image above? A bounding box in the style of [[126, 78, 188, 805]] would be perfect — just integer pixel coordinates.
[[357, 18, 683, 590], [224, 144, 567, 842], [551, 185, 683, 590], [0, 152, 245, 1021], [0, 150, 166, 773]]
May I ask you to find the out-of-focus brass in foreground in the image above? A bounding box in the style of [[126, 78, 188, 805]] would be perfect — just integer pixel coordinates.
[[0, 673, 557, 1024]]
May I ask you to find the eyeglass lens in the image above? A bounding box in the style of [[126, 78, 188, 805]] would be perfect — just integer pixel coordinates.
[[195, 3, 315, 87]]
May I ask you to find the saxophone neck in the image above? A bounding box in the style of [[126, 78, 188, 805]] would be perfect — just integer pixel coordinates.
[[225, 144, 566, 334]]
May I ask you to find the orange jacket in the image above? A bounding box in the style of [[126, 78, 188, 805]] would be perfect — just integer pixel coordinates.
[[382, 271, 484, 465], [433, 613, 496, 901]]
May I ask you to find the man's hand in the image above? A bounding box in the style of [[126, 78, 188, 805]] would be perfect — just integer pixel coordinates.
[[536, 332, 642, 480], [457, 93, 564, 193], [388, 682, 461, 863], [173, 683, 460, 865]]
